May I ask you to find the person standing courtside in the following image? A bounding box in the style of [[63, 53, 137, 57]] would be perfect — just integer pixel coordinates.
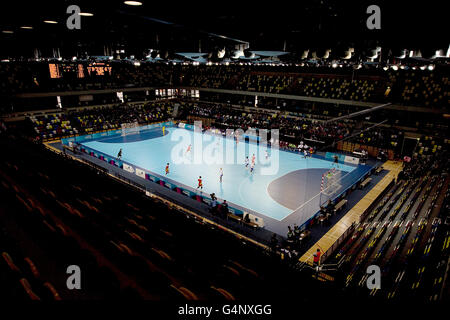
[[313, 248, 321, 266]]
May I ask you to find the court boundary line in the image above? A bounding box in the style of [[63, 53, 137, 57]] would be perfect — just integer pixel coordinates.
[[80, 128, 364, 224], [45, 141, 272, 251]]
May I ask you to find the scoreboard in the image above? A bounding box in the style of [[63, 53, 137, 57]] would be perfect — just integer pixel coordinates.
[[49, 63, 112, 79], [86, 63, 112, 76]]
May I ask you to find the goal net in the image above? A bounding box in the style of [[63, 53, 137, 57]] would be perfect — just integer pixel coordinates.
[[121, 121, 140, 136], [321, 168, 342, 197]]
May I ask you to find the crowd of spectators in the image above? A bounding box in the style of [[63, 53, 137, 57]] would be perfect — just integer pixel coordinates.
[[182, 100, 437, 157], [1, 62, 448, 110], [183, 101, 355, 147], [29, 102, 173, 140], [350, 127, 404, 150], [25, 98, 437, 159]]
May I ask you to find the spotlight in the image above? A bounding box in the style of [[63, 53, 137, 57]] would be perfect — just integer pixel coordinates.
[[124, 1, 143, 5], [427, 65, 434, 71], [217, 48, 225, 59], [391, 65, 398, 71]]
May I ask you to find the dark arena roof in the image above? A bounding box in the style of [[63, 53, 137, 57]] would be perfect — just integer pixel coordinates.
[[0, 0, 449, 316]]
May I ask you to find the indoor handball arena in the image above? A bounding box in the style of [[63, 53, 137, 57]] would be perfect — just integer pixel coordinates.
[[0, 0, 448, 316]]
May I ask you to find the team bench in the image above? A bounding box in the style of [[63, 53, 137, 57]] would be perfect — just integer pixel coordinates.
[[360, 177, 372, 189], [243, 220, 259, 230], [227, 213, 242, 223], [227, 213, 260, 229], [334, 199, 348, 213]]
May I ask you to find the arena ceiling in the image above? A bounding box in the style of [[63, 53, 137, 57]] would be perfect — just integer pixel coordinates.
[[0, 0, 447, 60]]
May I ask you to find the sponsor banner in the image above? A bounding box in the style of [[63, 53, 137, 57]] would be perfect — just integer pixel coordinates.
[[344, 155, 360, 165], [182, 189, 193, 197], [202, 198, 211, 205], [135, 168, 146, 179], [178, 123, 186, 128], [245, 212, 264, 227], [123, 163, 134, 173], [164, 182, 173, 189], [181, 123, 194, 131], [148, 175, 157, 182]]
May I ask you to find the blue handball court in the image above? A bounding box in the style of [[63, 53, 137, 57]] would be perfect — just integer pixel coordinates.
[[59, 122, 379, 238]]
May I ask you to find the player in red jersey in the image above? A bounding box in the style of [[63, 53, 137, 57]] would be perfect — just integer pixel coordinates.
[[165, 163, 170, 175]]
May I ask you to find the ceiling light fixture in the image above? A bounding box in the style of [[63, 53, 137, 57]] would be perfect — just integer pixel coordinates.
[[79, 12, 94, 16], [2, 30, 14, 34], [43, 20, 58, 24], [124, 1, 143, 6], [20, 26, 33, 29]]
